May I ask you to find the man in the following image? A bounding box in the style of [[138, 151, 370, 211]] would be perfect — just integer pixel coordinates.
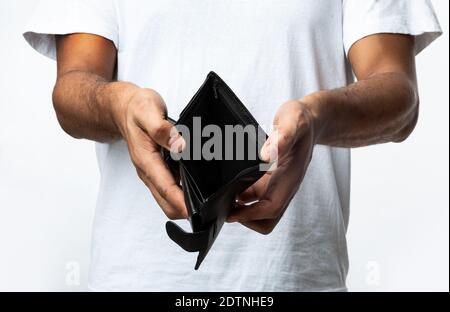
[[24, 0, 441, 291]]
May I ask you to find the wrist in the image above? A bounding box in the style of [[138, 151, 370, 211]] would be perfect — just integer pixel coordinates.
[[103, 82, 167, 140], [298, 91, 330, 144], [100, 81, 140, 138]]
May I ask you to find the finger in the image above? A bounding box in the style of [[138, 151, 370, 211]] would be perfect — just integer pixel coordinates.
[[236, 187, 258, 203], [129, 127, 188, 218], [139, 169, 188, 220], [136, 162, 188, 220], [135, 103, 185, 152], [146, 150, 188, 218], [228, 159, 300, 223], [260, 101, 311, 162], [260, 127, 296, 163], [227, 200, 275, 223], [240, 219, 280, 235], [257, 122, 314, 208], [232, 104, 315, 224], [236, 173, 271, 203]]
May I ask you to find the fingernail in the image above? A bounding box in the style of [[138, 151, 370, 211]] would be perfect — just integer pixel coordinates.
[[260, 140, 271, 161], [226, 217, 235, 223], [169, 136, 185, 153], [268, 144, 278, 162], [168, 133, 179, 146], [262, 133, 280, 162]]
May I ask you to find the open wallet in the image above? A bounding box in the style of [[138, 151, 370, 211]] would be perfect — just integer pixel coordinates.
[[164, 71, 267, 269]]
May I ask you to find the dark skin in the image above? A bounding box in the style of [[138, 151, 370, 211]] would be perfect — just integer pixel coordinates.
[[53, 32, 418, 233]]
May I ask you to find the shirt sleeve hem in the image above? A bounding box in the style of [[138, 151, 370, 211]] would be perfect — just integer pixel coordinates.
[[344, 16, 442, 57], [23, 21, 119, 61]]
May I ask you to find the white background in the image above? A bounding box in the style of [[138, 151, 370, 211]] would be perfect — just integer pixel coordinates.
[[0, 0, 448, 292]]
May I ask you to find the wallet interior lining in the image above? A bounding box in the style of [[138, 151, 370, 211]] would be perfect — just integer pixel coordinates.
[[179, 80, 261, 200]]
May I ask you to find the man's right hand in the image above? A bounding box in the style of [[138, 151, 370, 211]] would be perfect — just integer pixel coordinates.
[[112, 87, 188, 220], [53, 33, 187, 220]]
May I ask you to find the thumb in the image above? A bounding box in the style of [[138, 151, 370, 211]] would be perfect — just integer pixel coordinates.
[[139, 115, 185, 152], [260, 126, 295, 163], [168, 125, 186, 153]]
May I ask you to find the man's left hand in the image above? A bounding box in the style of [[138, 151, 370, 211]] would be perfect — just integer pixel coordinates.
[[227, 98, 318, 234]]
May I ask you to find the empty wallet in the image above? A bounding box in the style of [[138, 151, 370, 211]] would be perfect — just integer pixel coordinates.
[[164, 71, 267, 269]]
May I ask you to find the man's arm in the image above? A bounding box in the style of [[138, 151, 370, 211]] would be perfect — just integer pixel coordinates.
[[53, 33, 187, 220], [230, 34, 418, 234], [306, 34, 418, 147], [53, 33, 126, 141]]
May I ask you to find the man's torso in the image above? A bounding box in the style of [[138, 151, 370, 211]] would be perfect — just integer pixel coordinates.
[[91, 0, 351, 291]]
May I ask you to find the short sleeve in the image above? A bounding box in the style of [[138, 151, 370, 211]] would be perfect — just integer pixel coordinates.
[[343, 0, 442, 56], [23, 0, 119, 60]]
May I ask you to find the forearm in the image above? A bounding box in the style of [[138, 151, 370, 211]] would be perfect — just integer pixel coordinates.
[[305, 72, 419, 148], [52, 70, 138, 142]]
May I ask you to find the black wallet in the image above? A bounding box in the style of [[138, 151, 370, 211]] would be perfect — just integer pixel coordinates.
[[164, 72, 267, 269]]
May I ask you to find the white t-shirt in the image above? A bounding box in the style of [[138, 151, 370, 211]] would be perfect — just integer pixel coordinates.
[[24, 0, 441, 291]]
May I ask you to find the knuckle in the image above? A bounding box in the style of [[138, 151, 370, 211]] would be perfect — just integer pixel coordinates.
[[278, 131, 290, 145], [259, 226, 274, 235], [152, 122, 170, 141], [129, 90, 164, 116], [136, 168, 145, 180], [130, 95, 151, 113], [138, 170, 152, 186], [165, 209, 181, 220], [124, 115, 133, 128], [159, 185, 171, 199], [131, 153, 146, 170], [135, 165, 153, 186], [267, 207, 281, 219]]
